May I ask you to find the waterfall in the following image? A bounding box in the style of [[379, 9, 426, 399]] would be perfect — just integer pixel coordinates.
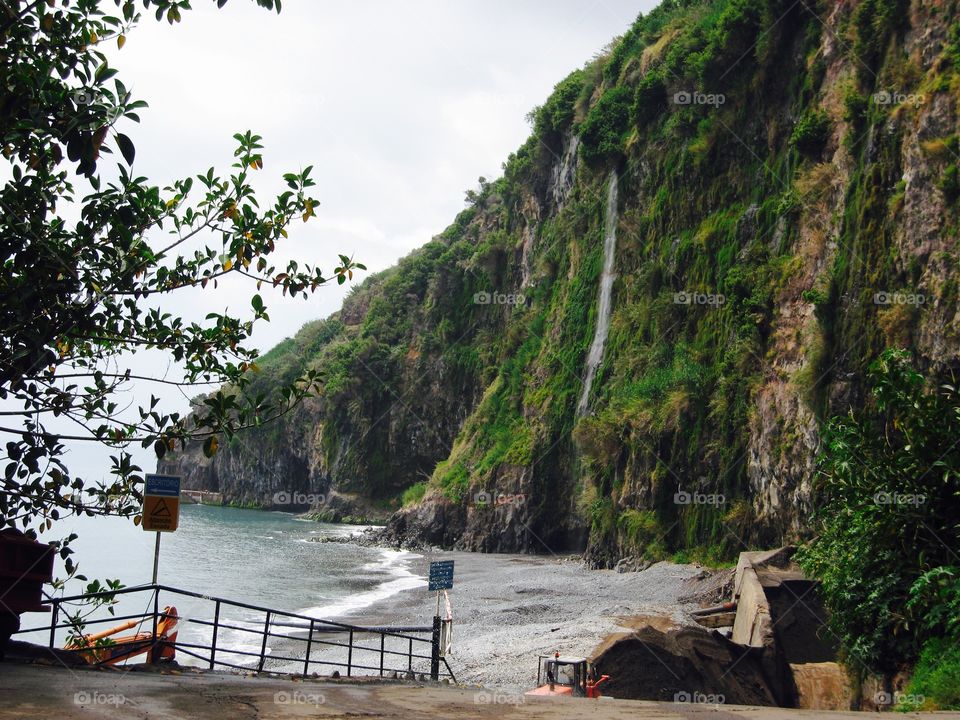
[[576, 170, 618, 418]]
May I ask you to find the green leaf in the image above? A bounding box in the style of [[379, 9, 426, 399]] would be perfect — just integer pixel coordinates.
[[116, 133, 135, 165]]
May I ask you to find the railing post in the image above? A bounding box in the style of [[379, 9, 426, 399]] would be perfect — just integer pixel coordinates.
[[209, 600, 220, 670], [257, 611, 271, 673], [48, 599, 58, 648], [407, 638, 413, 673], [150, 586, 160, 664], [430, 615, 441, 681], [303, 619, 313, 677], [347, 629, 353, 677], [379, 633, 385, 677]]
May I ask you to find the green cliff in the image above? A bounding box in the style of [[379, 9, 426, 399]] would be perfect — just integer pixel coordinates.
[[161, 0, 960, 566]]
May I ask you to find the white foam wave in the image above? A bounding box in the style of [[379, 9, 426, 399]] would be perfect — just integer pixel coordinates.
[[298, 549, 424, 621]]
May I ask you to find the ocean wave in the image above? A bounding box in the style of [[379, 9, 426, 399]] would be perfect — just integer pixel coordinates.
[[297, 548, 424, 621]]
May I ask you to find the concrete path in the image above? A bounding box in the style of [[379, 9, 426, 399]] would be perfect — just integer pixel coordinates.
[[0, 663, 951, 719]]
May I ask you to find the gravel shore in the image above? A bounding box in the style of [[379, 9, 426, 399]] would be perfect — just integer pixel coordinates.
[[286, 549, 704, 692]]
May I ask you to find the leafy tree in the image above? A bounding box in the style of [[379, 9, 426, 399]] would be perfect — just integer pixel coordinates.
[[0, 0, 363, 576], [797, 350, 960, 675]]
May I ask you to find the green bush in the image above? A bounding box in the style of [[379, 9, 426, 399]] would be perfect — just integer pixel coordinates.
[[437, 461, 470, 502], [949, 22, 960, 71], [532, 69, 585, 140], [842, 87, 868, 124], [901, 638, 960, 711], [797, 350, 960, 674], [632, 71, 668, 126], [401, 481, 427, 507], [617, 509, 666, 557], [790, 110, 831, 154], [691, 0, 766, 83], [578, 86, 633, 163], [940, 164, 959, 201], [604, 19, 647, 83]]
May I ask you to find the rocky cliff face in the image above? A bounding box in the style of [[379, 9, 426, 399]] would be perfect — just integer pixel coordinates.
[[162, 0, 960, 565]]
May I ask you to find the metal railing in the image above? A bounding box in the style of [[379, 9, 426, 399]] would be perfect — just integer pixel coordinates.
[[15, 583, 456, 682]]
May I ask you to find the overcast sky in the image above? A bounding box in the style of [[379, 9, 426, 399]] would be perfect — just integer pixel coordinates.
[[55, 0, 658, 483]]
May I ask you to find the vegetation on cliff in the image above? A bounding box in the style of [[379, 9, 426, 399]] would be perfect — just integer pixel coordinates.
[[182, 0, 959, 561]]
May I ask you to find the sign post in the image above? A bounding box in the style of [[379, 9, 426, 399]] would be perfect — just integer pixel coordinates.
[[427, 560, 454, 681], [142, 474, 181, 585]]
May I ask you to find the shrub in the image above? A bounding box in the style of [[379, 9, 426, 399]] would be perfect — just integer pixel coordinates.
[[949, 22, 960, 71], [790, 110, 831, 155], [692, 0, 766, 83], [617, 508, 666, 557], [902, 638, 960, 711], [797, 350, 960, 674], [578, 86, 634, 163], [940, 164, 959, 201], [401, 481, 427, 507], [842, 86, 868, 124], [532, 69, 585, 141], [632, 71, 668, 126], [436, 461, 470, 502], [604, 20, 647, 83]]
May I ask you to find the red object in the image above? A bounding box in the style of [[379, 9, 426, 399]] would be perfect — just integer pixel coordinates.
[[587, 674, 610, 698]]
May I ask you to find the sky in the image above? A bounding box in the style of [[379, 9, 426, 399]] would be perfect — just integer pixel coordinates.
[[50, 0, 660, 483]]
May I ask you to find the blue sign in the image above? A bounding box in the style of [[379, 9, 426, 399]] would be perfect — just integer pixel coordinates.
[[145, 474, 181, 497], [428, 560, 454, 591]]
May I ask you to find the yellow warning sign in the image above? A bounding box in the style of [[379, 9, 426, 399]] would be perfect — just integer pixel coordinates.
[[143, 495, 180, 532]]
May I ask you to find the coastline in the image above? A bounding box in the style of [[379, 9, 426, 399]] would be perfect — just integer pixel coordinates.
[[267, 541, 702, 692]]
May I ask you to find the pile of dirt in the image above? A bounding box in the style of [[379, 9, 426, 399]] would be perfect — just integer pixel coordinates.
[[677, 567, 735, 606], [591, 623, 778, 705]]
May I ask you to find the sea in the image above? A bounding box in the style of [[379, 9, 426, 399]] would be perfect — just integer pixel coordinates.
[[16, 504, 426, 669]]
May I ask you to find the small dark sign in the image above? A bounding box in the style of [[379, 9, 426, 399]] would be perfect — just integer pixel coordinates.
[[428, 560, 454, 591]]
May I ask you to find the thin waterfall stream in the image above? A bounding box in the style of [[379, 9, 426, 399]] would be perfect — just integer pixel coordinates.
[[576, 170, 619, 417]]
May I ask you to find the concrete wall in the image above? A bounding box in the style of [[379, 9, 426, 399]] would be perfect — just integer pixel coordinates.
[[790, 662, 853, 710], [732, 552, 774, 648]]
